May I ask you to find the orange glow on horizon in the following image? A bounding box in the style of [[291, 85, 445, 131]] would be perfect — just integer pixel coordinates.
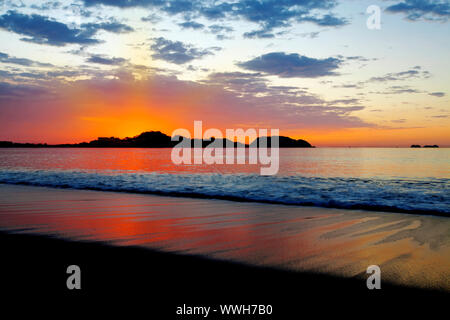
[[1, 77, 448, 147]]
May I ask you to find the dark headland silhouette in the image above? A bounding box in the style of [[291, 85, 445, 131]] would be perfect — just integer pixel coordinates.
[[410, 144, 439, 148], [0, 131, 314, 148]]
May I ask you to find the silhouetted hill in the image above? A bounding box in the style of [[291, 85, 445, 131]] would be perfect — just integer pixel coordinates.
[[410, 145, 439, 148], [423, 145, 439, 148], [251, 136, 313, 148], [0, 131, 313, 148]]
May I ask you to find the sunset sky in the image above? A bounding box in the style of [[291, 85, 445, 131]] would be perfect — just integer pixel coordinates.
[[0, 0, 449, 146]]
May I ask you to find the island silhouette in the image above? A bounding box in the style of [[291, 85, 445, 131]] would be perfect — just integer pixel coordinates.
[[410, 144, 439, 148], [0, 131, 314, 148]]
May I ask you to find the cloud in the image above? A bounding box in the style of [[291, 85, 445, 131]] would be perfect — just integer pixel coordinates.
[[0, 72, 371, 143], [141, 13, 162, 23], [0, 81, 49, 98], [386, 0, 450, 22], [368, 68, 431, 82], [243, 29, 275, 39], [208, 24, 234, 40], [30, 1, 63, 11], [0, 51, 54, 67], [301, 14, 347, 26], [431, 115, 448, 118], [0, 11, 133, 46], [81, 21, 134, 35], [82, 0, 347, 38], [391, 119, 407, 123], [429, 92, 445, 97], [328, 98, 360, 105], [298, 31, 321, 39], [0, 10, 100, 46], [86, 54, 127, 65], [208, 24, 233, 34], [371, 85, 422, 95], [150, 37, 219, 64], [333, 83, 363, 89], [203, 71, 270, 95], [237, 52, 342, 78], [178, 21, 204, 30]]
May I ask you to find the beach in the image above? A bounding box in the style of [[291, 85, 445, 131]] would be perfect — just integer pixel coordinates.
[[1, 184, 449, 294]]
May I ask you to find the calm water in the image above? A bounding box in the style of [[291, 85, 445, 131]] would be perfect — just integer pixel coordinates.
[[0, 148, 448, 214]]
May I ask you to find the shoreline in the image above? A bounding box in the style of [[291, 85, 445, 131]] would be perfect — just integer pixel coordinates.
[[0, 184, 449, 292], [1, 184, 449, 315], [0, 181, 448, 217]]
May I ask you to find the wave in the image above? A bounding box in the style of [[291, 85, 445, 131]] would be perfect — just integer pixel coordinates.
[[0, 169, 448, 216]]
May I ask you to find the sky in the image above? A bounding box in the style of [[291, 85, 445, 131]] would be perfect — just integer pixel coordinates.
[[0, 0, 449, 146]]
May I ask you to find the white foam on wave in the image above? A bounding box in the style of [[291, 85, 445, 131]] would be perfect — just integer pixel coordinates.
[[0, 169, 448, 215]]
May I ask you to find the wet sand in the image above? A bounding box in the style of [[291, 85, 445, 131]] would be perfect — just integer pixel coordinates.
[[0, 184, 449, 291], [0, 184, 449, 316]]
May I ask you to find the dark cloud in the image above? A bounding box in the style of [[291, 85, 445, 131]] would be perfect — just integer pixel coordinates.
[[0, 81, 48, 98], [81, 21, 134, 35], [82, 0, 347, 38], [150, 37, 219, 64], [86, 54, 127, 65], [0, 10, 99, 46], [0, 52, 54, 67], [386, 0, 450, 22], [343, 56, 374, 62], [237, 52, 342, 78], [243, 29, 275, 39], [301, 14, 347, 26], [0, 11, 133, 46], [429, 92, 445, 97], [178, 21, 204, 30]]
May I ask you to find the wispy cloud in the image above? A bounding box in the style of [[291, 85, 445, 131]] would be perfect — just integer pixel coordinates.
[[0, 52, 54, 67], [86, 54, 127, 65], [368, 67, 430, 82], [150, 37, 220, 64], [429, 92, 445, 97], [386, 0, 450, 22]]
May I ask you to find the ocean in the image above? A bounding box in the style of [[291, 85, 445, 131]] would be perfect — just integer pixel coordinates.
[[0, 148, 448, 215]]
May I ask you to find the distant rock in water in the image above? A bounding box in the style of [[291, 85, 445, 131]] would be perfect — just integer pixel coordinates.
[[410, 144, 439, 148], [0, 131, 313, 148], [423, 145, 439, 148]]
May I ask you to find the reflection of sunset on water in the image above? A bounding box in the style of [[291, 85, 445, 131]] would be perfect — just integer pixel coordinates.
[[0, 148, 449, 178], [1, 185, 449, 291]]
